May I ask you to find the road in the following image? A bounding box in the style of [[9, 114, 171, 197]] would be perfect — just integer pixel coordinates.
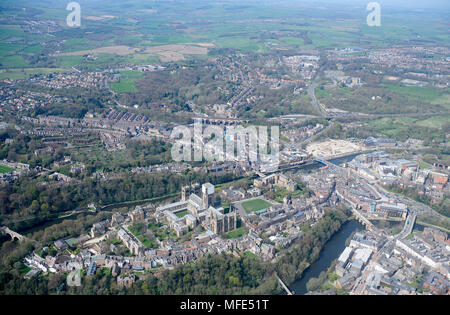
[[375, 183, 449, 222], [397, 213, 417, 239], [350, 212, 416, 295], [300, 121, 336, 146], [307, 81, 328, 117]]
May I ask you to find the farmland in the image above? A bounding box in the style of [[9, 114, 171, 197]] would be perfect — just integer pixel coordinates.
[[110, 70, 145, 93], [0, 0, 449, 75]]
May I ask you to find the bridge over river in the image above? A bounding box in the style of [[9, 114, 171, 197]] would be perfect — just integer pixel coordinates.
[[0, 226, 31, 242]]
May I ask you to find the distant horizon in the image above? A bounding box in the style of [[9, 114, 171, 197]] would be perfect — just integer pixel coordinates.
[[281, 0, 450, 10], [3, 0, 450, 10]]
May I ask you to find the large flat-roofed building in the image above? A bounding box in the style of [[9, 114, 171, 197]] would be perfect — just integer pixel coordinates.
[[338, 246, 353, 265], [375, 202, 408, 219]]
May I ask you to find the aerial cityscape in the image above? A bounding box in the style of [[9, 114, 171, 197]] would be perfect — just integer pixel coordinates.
[[0, 0, 448, 298]]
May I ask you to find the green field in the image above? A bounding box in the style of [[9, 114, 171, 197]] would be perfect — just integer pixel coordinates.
[[175, 210, 189, 218], [58, 56, 85, 68], [0, 55, 28, 68], [365, 115, 449, 144], [0, 165, 13, 173], [415, 115, 450, 129], [225, 227, 248, 239], [123, 53, 160, 65], [110, 70, 144, 93], [243, 251, 258, 258], [384, 84, 443, 102], [0, 68, 71, 80], [419, 161, 433, 170], [22, 44, 42, 54], [0, 43, 22, 56], [242, 199, 272, 214]]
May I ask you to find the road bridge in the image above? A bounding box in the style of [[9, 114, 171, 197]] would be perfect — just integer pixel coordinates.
[[397, 213, 416, 240], [335, 190, 374, 229]]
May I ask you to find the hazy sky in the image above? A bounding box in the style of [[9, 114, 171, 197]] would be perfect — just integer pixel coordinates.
[[299, 0, 450, 10]]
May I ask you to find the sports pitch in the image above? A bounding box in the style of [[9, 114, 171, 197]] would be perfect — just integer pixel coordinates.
[[241, 199, 273, 214]]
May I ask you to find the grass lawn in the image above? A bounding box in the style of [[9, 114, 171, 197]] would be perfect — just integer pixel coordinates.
[[244, 251, 258, 258], [128, 223, 158, 249], [242, 199, 272, 214], [175, 210, 188, 218], [110, 238, 121, 245], [141, 238, 158, 249], [20, 263, 32, 275], [419, 161, 433, 170], [315, 88, 330, 99], [225, 227, 248, 239], [0, 165, 13, 173], [272, 186, 302, 203]]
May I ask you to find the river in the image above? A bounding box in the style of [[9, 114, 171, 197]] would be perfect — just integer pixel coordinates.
[[292, 220, 363, 295], [329, 153, 361, 166]]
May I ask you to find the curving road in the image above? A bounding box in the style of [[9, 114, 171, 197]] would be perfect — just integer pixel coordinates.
[[307, 81, 328, 117]]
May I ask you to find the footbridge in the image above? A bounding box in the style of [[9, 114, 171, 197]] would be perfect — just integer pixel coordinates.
[[275, 274, 294, 295], [0, 226, 30, 242]]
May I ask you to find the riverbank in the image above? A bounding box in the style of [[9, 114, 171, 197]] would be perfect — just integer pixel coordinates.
[[292, 220, 363, 295]]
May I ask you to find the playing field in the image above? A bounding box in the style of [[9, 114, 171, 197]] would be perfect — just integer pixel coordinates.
[[0, 165, 13, 173], [242, 199, 272, 214]]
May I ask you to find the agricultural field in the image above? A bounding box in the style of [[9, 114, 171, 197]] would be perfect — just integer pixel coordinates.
[[110, 70, 145, 93], [0, 0, 448, 78]]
